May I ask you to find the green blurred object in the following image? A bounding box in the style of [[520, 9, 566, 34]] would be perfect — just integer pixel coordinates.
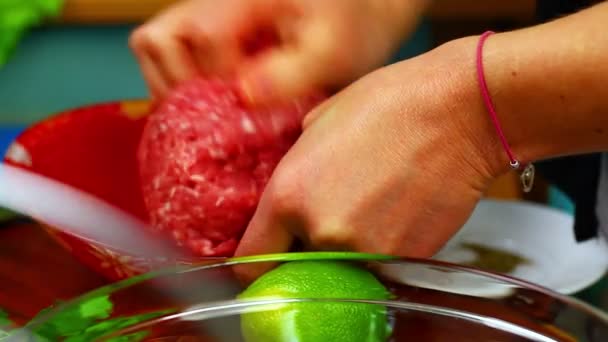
[[0, 207, 16, 222], [10, 294, 170, 341], [1, 308, 14, 333], [0, 0, 64, 68]]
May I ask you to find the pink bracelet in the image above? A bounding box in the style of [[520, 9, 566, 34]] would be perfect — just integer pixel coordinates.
[[476, 30, 535, 193]]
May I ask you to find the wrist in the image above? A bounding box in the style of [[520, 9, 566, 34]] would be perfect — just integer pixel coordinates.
[[407, 3, 608, 193], [465, 4, 608, 177], [428, 36, 513, 183]]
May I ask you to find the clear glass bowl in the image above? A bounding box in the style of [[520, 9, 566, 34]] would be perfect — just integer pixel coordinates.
[[5, 252, 608, 341]]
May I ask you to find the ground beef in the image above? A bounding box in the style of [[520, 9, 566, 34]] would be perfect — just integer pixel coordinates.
[[138, 78, 323, 256]]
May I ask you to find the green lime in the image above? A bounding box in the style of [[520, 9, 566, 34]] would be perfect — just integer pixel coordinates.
[[238, 260, 392, 342]]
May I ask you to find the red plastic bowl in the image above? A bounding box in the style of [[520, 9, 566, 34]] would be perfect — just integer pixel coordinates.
[[3, 100, 175, 281]]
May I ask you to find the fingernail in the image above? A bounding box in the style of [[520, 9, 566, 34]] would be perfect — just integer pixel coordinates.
[[238, 75, 275, 107], [239, 78, 257, 105]]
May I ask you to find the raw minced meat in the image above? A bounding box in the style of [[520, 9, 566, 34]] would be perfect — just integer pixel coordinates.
[[138, 78, 323, 256]]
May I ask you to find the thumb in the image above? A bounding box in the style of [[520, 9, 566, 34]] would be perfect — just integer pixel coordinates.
[[238, 31, 337, 106]]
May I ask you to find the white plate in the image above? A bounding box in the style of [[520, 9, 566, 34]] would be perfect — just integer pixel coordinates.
[[434, 199, 608, 295]]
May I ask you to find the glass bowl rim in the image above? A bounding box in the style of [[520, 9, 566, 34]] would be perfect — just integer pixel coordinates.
[[13, 251, 608, 339]]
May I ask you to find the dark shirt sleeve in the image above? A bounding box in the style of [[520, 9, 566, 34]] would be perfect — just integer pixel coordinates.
[[536, 155, 601, 241], [536, 0, 595, 21], [534, 0, 602, 242]]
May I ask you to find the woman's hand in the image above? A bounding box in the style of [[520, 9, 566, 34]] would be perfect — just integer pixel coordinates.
[[233, 40, 503, 278], [129, 0, 428, 103], [235, 0, 608, 281], [232, 3, 608, 281]]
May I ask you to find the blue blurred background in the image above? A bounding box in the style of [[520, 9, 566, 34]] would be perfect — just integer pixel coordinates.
[[0, 25, 146, 154]]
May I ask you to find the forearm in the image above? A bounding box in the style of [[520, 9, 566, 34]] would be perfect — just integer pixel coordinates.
[[453, 2, 608, 176]]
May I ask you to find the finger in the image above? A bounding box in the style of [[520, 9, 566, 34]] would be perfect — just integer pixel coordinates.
[[188, 33, 242, 77], [233, 200, 295, 284], [130, 25, 182, 99], [134, 51, 170, 100], [185, 0, 286, 77], [151, 35, 199, 88], [237, 18, 341, 105], [185, 12, 245, 76], [238, 49, 320, 105]]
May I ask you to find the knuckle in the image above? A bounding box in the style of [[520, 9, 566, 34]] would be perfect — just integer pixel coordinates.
[[266, 182, 301, 218], [129, 26, 152, 51], [263, 163, 314, 235], [307, 220, 352, 249], [265, 169, 304, 217], [176, 21, 204, 42]]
